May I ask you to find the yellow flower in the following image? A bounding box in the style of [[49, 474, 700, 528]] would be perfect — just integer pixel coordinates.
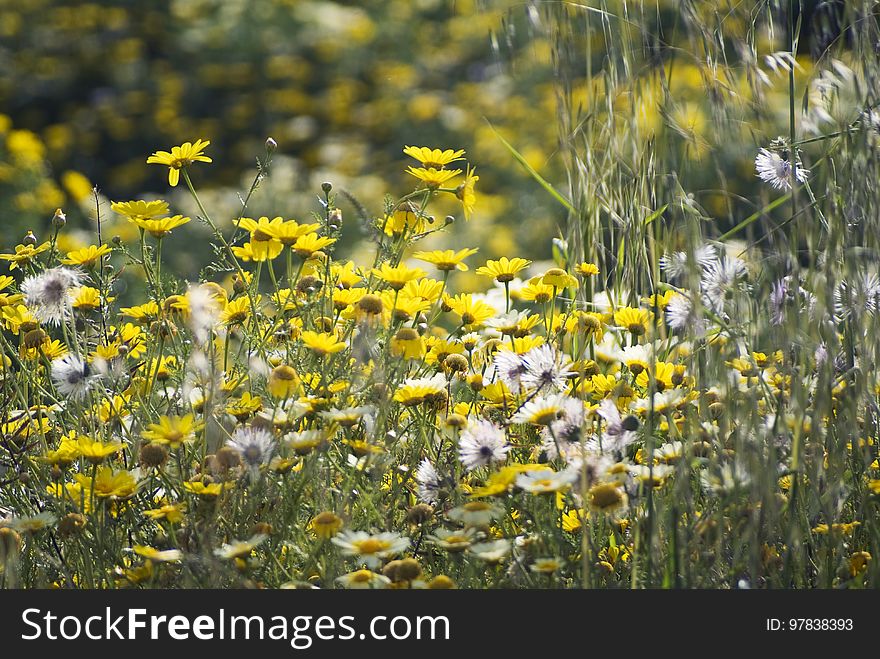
[[455, 166, 478, 220], [225, 391, 263, 420], [518, 280, 555, 303], [403, 146, 465, 168], [292, 233, 336, 259], [403, 278, 445, 303], [235, 216, 284, 260], [146, 139, 212, 187], [132, 545, 183, 563], [110, 199, 170, 221], [391, 327, 426, 360], [537, 268, 578, 289], [120, 301, 160, 323], [373, 262, 425, 290], [221, 296, 256, 325], [614, 306, 653, 336], [331, 261, 364, 288], [379, 207, 430, 237], [142, 414, 201, 449], [308, 511, 344, 540], [576, 262, 600, 277], [267, 364, 301, 399], [301, 330, 346, 356], [0, 242, 51, 270], [72, 286, 109, 311], [61, 244, 111, 267], [475, 257, 531, 283], [130, 215, 191, 239], [443, 293, 496, 328], [143, 503, 185, 524], [269, 219, 322, 246], [406, 166, 461, 188], [72, 436, 123, 464], [76, 466, 138, 499], [413, 248, 478, 272], [183, 481, 225, 497]]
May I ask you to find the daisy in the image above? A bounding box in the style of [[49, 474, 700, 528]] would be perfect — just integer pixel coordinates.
[[213, 533, 268, 560], [468, 539, 512, 564], [458, 419, 510, 471], [336, 569, 391, 589], [225, 426, 276, 474], [446, 501, 502, 527], [510, 393, 569, 426], [755, 147, 809, 190], [331, 530, 409, 569], [21, 266, 82, 325], [515, 469, 576, 494], [520, 344, 574, 392], [428, 527, 478, 552], [51, 354, 98, 401], [146, 139, 212, 187]]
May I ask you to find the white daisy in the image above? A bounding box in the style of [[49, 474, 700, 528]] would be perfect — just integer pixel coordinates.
[[458, 419, 510, 471], [330, 530, 409, 569], [594, 398, 639, 456], [20, 266, 82, 325], [226, 426, 276, 473], [510, 393, 570, 426]]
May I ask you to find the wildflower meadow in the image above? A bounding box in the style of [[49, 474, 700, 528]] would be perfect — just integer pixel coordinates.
[[1, 1, 879, 592]]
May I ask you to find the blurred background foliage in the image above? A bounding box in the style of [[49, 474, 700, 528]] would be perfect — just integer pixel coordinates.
[[0, 0, 859, 288]]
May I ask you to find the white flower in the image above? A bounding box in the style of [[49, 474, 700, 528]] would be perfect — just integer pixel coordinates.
[[491, 349, 526, 394], [540, 396, 588, 459], [226, 426, 276, 470], [20, 266, 82, 325], [415, 458, 441, 503], [701, 255, 748, 313], [755, 147, 810, 190], [515, 469, 576, 493], [659, 244, 717, 280], [510, 393, 570, 426], [595, 398, 639, 455], [665, 292, 701, 333], [520, 344, 573, 392], [468, 539, 512, 563], [335, 569, 391, 589], [629, 389, 686, 415], [50, 354, 99, 401], [331, 530, 409, 569], [458, 419, 509, 471]]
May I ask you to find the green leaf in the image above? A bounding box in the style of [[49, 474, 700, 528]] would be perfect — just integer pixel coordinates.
[[485, 119, 575, 213], [644, 204, 668, 225], [718, 193, 791, 241]]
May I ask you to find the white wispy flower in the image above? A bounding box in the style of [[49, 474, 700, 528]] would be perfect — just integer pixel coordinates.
[[226, 426, 277, 473], [491, 349, 527, 394], [20, 266, 82, 325], [659, 244, 717, 280], [594, 398, 638, 455], [520, 344, 574, 392], [415, 458, 442, 503], [755, 147, 810, 190], [50, 354, 98, 401], [701, 255, 748, 313], [458, 419, 510, 471], [540, 396, 588, 459], [665, 292, 703, 333]]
